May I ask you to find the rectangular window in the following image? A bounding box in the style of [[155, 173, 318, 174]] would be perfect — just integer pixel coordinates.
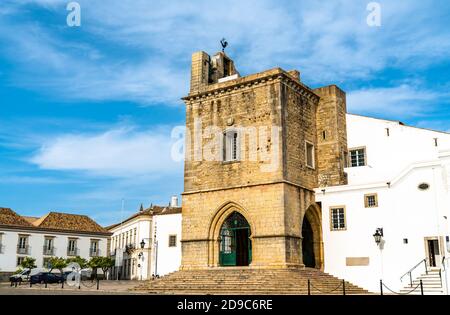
[[305, 141, 315, 169], [349, 147, 366, 167], [0, 233, 3, 254], [224, 131, 239, 162], [43, 237, 54, 256], [17, 236, 29, 254], [90, 240, 99, 257], [67, 239, 77, 256], [17, 256, 25, 266], [364, 194, 378, 208], [43, 257, 51, 269], [330, 207, 346, 231], [168, 235, 177, 247]]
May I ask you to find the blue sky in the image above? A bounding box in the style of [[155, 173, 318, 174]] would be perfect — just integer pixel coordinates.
[[0, 0, 449, 226]]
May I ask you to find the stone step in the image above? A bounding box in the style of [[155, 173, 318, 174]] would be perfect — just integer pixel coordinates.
[[133, 268, 369, 295]]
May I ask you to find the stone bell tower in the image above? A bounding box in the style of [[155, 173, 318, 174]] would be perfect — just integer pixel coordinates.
[[181, 50, 348, 270]]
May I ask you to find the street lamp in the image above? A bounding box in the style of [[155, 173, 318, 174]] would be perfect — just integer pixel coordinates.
[[373, 228, 384, 281], [373, 228, 384, 246], [140, 239, 146, 249]]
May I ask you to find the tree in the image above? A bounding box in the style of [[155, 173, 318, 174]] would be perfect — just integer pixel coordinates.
[[65, 256, 88, 269], [99, 257, 115, 280], [20, 257, 36, 270], [89, 257, 114, 280], [47, 257, 67, 276]]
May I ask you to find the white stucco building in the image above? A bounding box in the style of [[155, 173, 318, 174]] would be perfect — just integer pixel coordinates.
[[108, 197, 182, 280], [316, 114, 450, 293], [0, 208, 110, 281]]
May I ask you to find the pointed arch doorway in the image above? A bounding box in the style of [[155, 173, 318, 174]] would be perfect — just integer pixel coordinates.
[[219, 212, 252, 266], [302, 205, 324, 269]]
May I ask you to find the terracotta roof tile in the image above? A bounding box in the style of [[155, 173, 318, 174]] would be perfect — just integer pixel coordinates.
[[0, 208, 110, 235], [34, 212, 109, 234], [0, 208, 34, 227]]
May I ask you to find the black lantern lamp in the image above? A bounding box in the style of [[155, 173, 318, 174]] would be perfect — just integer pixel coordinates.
[[140, 239, 146, 249], [373, 228, 384, 246]]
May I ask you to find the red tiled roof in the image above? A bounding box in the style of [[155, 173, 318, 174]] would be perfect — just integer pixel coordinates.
[[33, 212, 110, 234], [0, 208, 110, 235], [0, 208, 34, 227]]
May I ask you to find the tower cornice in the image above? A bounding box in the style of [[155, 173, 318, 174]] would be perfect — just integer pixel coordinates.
[[182, 68, 320, 103]]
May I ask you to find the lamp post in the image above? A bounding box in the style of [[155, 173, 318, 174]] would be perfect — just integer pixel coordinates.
[[138, 251, 143, 281], [373, 228, 384, 280]]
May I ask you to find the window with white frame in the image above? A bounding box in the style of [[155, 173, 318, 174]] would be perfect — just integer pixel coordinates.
[[90, 240, 99, 256], [67, 239, 77, 256], [224, 130, 240, 162], [43, 237, 54, 255], [305, 141, 315, 169], [349, 147, 366, 167], [17, 235, 29, 254], [330, 207, 346, 231]]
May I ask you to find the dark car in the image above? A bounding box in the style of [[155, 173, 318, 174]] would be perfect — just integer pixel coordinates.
[[30, 272, 64, 284]]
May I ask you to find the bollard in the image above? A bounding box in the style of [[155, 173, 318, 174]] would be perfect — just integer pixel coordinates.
[[45, 281, 47, 289], [380, 280, 383, 296], [30, 281, 32, 288], [420, 280, 424, 295], [342, 279, 346, 296], [307, 279, 311, 295], [97, 278, 100, 290], [61, 280, 64, 289]]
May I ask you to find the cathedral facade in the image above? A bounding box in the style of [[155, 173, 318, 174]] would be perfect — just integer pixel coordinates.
[[180, 50, 348, 270]]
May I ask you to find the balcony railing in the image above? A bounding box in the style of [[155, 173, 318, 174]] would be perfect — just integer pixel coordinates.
[[43, 246, 55, 256], [67, 248, 79, 257], [90, 248, 100, 257], [17, 245, 30, 255]]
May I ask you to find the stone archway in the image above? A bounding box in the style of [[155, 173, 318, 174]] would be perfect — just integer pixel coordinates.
[[219, 212, 252, 266], [302, 204, 324, 270], [207, 201, 254, 267]]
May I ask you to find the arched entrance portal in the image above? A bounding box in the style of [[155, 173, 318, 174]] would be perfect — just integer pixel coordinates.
[[219, 212, 252, 266], [302, 204, 324, 269], [302, 216, 316, 268]]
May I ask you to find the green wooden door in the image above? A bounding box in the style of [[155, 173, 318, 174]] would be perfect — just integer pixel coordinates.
[[219, 212, 252, 267]]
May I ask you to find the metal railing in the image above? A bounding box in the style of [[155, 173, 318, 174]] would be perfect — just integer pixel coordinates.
[[89, 248, 100, 257], [400, 258, 428, 287], [17, 245, 30, 255], [67, 248, 79, 256], [43, 246, 55, 256], [381, 279, 424, 295]]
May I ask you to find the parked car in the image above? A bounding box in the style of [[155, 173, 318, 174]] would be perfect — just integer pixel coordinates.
[[30, 272, 64, 284], [9, 269, 31, 283]]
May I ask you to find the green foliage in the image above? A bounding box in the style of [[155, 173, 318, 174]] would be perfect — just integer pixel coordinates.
[[47, 257, 67, 273], [20, 257, 36, 270], [89, 256, 115, 279], [65, 256, 88, 269]]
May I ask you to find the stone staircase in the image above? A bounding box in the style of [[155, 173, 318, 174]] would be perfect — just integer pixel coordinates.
[[133, 268, 370, 295], [399, 269, 444, 295]]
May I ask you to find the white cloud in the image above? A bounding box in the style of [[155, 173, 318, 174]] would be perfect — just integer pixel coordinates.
[[347, 84, 446, 117], [1, 0, 450, 104], [30, 125, 183, 177]]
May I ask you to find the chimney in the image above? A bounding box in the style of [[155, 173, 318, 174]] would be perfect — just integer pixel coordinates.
[[170, 195, 179, 208]]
